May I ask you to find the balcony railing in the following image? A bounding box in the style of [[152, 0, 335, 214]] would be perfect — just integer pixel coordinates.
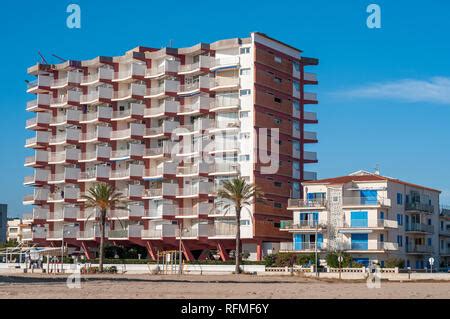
[[405, 243, 433, 253], [287, 199, 327, 209], [342, 197, 391, 207], [280, 242, 326, 252], [280, 220, 326, 230], [405, 223, 434, 233], [341, 219, 398, 229], [339, 242, 399, 251], [405, 202, 434, 213]]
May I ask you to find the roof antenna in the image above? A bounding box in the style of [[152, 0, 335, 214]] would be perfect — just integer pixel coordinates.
[[374, 164, 380, 175], [168, 39, 173, 48], [51, 54, 67, 62], [38, 51, 49, 64]]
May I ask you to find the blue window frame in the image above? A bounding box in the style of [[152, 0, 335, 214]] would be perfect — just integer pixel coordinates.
[[351, 233, 368, 250], [317, 234, 323, 249], [360, 190, 378, 205], [397, 235, 403, 247], [351, 211, 368, 227], [380, 211, 385, 220], [379, 234, 384, 242], [353, 258, 369, 267], [380, 260, 385, 267], [397, 193, 403, 205], [427, 238, 432, 246], [293, 233, 303, 251], [397, 214, 403, 226]]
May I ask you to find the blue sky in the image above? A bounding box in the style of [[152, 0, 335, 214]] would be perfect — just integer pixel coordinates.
[[1, 0, 449, 217]]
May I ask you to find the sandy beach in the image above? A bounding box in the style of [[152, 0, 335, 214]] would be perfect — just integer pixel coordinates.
[[0, 273, 449, 299]]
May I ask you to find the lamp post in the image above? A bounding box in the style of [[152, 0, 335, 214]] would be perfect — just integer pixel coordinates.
[[178, 220, 183, 275], [314, 222, 319, 277]]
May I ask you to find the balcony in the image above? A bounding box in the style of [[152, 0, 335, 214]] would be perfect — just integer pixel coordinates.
[[48, 167, 80, 184], [50, 90, 82, 107], [26, 94, 51, 112], [22, 227, 47, 241], [176, 202, 213, 218], [145, 59, 179, 78], [108, 224, 143, 240], [210, 56, 240, 71], [340, 242, 399, 252], [112, 84, 146, 101], [304, 151, 318, 163], [178, 56, 214, 75], [110, 123, 145, 140], [109, 204, 145, 219], [47, 206, 79, 221], [144, 141, 176, 158], [110, 164, 144, 180], [77, 227, 102, 240], [287, 199, 327, 210], [25, 131, 50, 149], [304, 111, 318, 123], [143, 183, 177, 199], [177, 118, 211, 136], [304, 171, 317, 181], [405, 223, 434, 234], [25, 112, 51, 130], [79, 126, 112, 143], [49, 128, 80, 145], [23, 169, 49, 186], [210, 95, 240, 112], [405, 243, 433, 254], [178, 76, 210, 95], [144, 100, 179, 118], [208, 162, 240, 176], [25, 207, 49, 222], [47, 187, 81, 203], [209, 76, 239, 91], [280, 220, 327, 231], [209, 139, 240, 154], [177, 182, 212, 198], [79, 146, 111, 162], [280, 242, 327, 252], [144, 80, 179, 98], [176, 162, 210, 177], [178, 96, 211, 115], [81, 68, 114, 85], [51, 109, 81, 126], [113, 63, 146, 82], [78, 165, 111, 182], [80, 106, 112, 123], [144, 201, 177, 219], [304, 131, 318, 143], [23, 188, 50, 205], [48, 148, 80, 164], [144, 120, 179, 138], [141, 224, 176, 239], [304, 92, 318, 103], [51, 71, 82, 88], [25, 150, 48, 167], [342, 197, 391, 208], [27, 75, 52, 93], [144, 162, 177, 179], [405, 202, 434, 214], [340, 219, 398, 229], [208, 119, 240, 134], [47, 226, 79, 241], [112, 103, 145, 120], [110, 143, 144, 160], [80, 87, 113, 104], [209, 222, 238, 238], [176, 224, 212, 239], [304, 72, 318, 83]]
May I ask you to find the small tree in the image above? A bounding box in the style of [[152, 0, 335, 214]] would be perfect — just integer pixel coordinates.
[[216, 177, 264, 274], [82, 183, 127, 272]]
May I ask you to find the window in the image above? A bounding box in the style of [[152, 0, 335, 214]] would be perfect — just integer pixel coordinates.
[[379, 234, 384, 242], [427, 238, 432, 246], [293, 81, 300, 91], [396, 193, 403, 205], [397, 235, 403, 247], [397, 214, 403, 226], [240, 219, 250, 225], [274, 182, 282, 187], [351, 234, 368, 250], [240, 47, 250, 54], [274, 97, 282, 103], [380, 211, 385, 220], [239, 154, 250, 161], [274, 202, 282, 209], [273, 77, 282, 84], [240, 111, 249, 118], [274, 56, 282, 63], [240, 89, 251, 96], [428, 219, 432, 225], [351, 211, 368, 227], [240, 68, 250, 75], [293, 61, 300, 72], [240, 132, 250, 139]]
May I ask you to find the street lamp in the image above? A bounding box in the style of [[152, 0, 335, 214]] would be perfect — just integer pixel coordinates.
[[178, 220, 184, 275]]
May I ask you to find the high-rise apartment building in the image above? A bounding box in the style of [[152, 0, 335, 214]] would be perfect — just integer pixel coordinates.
[[0, 204, 6, 243], [22, 32, 318, 260], [282, 171, 445, 269]]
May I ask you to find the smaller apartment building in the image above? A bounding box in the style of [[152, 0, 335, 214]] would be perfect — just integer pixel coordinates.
[[439, 207, 450, 266], [281, 171, 445, 269]]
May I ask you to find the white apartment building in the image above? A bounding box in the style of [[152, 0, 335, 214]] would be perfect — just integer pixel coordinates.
[[22, 32, 318, 261], [282, 170, 444, 269], [7, 218, 23, 243]]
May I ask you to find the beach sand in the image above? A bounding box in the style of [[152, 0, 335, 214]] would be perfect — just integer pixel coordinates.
[[0, 273, 449, 299]]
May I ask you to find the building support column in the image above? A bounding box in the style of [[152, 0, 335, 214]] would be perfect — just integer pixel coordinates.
[[256, 241, 263, 261], [181, 241, 195, 261], [145, 241, 157, 261], [81, 242, 92, 260]]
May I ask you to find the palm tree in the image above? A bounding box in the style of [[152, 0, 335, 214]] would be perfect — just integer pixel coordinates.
[[82, 183, 128, 272], [216, 177, 264, 274]]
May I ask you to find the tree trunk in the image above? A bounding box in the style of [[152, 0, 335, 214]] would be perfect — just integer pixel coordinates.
[[235, 206, 241, 274], [99, 209, 106, 273]]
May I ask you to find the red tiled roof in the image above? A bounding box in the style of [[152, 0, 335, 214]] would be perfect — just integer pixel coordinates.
[[303, 173, 441, 193]]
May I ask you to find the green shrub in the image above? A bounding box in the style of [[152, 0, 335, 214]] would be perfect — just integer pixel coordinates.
[[385, 258, 404, 268], [263, 254, 277, 267], [326, 252, 353, 268]]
